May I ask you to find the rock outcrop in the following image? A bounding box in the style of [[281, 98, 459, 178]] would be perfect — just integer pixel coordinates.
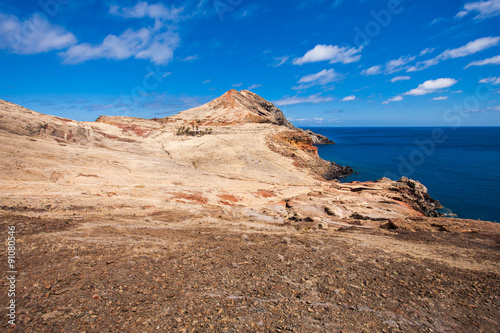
[[172, 89, 295, 127], [303, 129, 334, 145]]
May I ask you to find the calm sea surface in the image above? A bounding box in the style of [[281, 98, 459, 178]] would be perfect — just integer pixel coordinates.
[[307, 127, 500, 222]]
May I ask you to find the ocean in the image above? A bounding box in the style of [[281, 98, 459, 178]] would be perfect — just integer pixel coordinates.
[[307, 127, 500, 223]]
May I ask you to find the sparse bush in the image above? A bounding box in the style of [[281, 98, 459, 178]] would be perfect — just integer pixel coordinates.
[[176, 126, 213, 137]]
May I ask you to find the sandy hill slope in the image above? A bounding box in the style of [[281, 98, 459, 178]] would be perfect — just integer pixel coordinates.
[[0, 92, 498, 332]]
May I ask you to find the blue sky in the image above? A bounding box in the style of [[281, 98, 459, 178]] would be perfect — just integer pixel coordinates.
[[1, 0, 500, 126]]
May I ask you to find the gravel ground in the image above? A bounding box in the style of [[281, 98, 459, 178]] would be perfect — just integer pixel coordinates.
[[1, 213, 498, 332]]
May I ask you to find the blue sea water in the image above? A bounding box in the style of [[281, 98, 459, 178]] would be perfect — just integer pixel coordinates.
[[307, 127, 500, 223]]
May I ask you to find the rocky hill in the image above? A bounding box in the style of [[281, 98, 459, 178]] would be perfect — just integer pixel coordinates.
[[174, 89, 294, 127]]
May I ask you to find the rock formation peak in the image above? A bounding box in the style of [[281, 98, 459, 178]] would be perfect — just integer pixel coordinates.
[[173, 90, 294, 127]]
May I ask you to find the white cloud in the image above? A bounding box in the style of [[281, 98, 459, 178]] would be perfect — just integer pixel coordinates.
[[135, 31, 179, 64], [465, 54, 500, 68], [288, 117, 335, 123], [479, 76, 500, 84], [455, 10, 469, 19], [110, 2, 183, 21], [408, 36, 500, 71], [0, 12, 77, 54], [429, 18, 444, 26], [247, 84, 262, 90], [232, 82, 243, 87], [488, 106, 500, 111], [202, 79, 211, 84], [442, 37, 500, 58], [61, 28, 180, 65], [363, 55, 416, 76], [60, 2, 185, 65], [419, 47, 435, 56], [146, 71, 170, 78], [293, 44, 362, 65], [433, 96, 448, 100], [390, 76, 411, 83], [293, 69, 343, 90], [455, 0, 500, 20], [382, 96, 403, 104], [361, 65, 382, 76], [342, 95, 356, 101], [404, 78, 458, 96], [273, 94, 333, 106], [273, 56, 289, 67], [180, 55, 198, 62], [386, 55, 416, 73]]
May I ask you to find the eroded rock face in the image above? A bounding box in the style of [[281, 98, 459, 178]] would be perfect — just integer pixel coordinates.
[[394, 177, 441, 217], [303, 129, 334, 145], [269, 130, 353, 180]]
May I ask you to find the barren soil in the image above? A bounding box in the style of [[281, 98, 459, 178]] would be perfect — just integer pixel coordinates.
[[1, 213, 499, 333]]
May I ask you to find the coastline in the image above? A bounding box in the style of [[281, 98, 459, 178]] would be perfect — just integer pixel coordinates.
[[311, 126, 500, 223]]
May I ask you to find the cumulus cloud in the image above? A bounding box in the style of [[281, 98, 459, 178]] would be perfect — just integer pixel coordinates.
[[109, 2, 183, 21], [479, 76, 500, 84], [390, 76, 411, 83], [404, 78, 458, 96], [455, 0, 500, 20], [61, 29, 179, 65], [465, 54, 500, 68], [361, 65, 382, 76], [382, 96, 403, 104], [61, 2, 185, 65], [0, 12, 77, 54], [273, 94, 333, 106], [293, 44, 362, 65], [342, 95, 356, 101], [293, 69, 343, 90], [135, 31, 179, 64], [408, 36, 500, 71], [433, 96, 448, 100]]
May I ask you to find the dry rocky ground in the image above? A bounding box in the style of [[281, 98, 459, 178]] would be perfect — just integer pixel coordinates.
[[0, 214, 498, 332], [0, 91, 499, 332]]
